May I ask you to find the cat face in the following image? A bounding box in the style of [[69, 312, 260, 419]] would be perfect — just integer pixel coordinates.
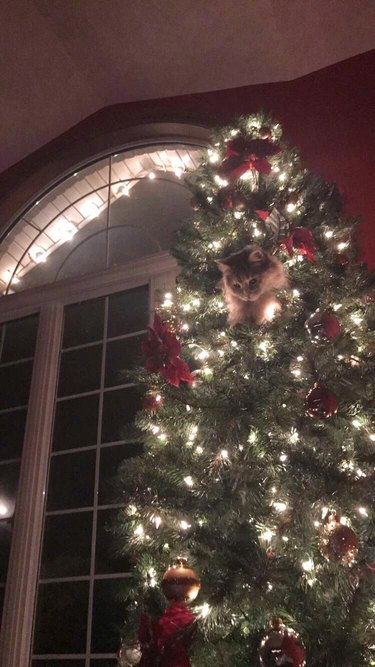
[[217, 245, 285, 303]]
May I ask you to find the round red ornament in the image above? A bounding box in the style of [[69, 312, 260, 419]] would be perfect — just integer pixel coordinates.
[[319, 511, 359, 565], [334, 253, 349, 268], [143, 392, 164, 412], [259, 126, 272, 140], [305, 384, 338, 418], [305, 311, 341, 342], [259, 617, 305, 667], [217, 188, 247, 212], [161, 558, 201, 603]]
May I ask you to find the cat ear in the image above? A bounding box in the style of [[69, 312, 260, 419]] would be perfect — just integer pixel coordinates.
[[215, 259, 231, 274], [248, 248, 265, 263]]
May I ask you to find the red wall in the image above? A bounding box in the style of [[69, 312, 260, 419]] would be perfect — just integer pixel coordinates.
[[1, 50, 374, 267]]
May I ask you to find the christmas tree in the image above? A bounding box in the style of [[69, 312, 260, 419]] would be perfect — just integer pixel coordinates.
[[115, 113, 375, 667]]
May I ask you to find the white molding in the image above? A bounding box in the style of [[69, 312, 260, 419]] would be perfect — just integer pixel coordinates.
[[0, 303, 64, 667], [0, 251, 178, 324]]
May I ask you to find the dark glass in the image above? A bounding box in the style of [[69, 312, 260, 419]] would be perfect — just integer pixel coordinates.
[[105, 335, 144, 387], [33, 662, 85, 667], [33, 581, 89, 654], [0, 520, 12, 582], [58, 345, 102, 397], [1, 315, 38, 362], [95, 508, 131, 574], [90, 661, 117, 666], [40, 512, 93, 578], [101, 388, 141, 443], [91, 578, 130, 653], [0, 360, 34, 409], [98, 443, 142, 505], [52, 394, 99, 452], [107, 286, 149, 338], [0, 461, 20, 521], [63, 297, 105, 348], [0, 408, 27, 460], [47, 451, 95, 511]]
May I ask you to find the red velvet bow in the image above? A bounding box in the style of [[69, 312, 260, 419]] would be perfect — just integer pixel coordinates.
[[139, 603, 196, 667], [284, 227, 316, 264], [218, 137, 280, 181], [142, 314, 195, 388]]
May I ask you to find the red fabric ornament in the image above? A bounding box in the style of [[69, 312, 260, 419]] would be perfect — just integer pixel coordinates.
[[305, 384, 338, 418], [284, 227, 316, 263], [142, 392, 164, 412], [305, 312, 341, 342], [142, 315, 195, 388], [259, 618, 305, 667], [218, 136, 280, 181], [139, 603, 196, 667], [319, 511, 359, 565]]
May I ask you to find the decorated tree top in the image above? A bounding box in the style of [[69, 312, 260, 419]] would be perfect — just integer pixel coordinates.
[[115, 113, 375, 667]]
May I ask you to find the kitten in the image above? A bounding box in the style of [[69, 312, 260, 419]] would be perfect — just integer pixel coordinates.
[[216, 245, 288, 326]]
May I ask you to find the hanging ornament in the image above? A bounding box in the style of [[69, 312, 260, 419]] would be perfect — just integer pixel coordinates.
[[142, 315, 195, 388], [217, 187, 248, 212], [161, 558, 201, 603], [319, 511, 359, 565], [138, 604, 196, 667], [142, 391, 164, 412], [259, 126, 272, 140], [305, 383, 338, 418], [259, 617, 306, 667], [284, 227, 316, 264], [305, 311, 341, 342], [117, 641, 142, 666]]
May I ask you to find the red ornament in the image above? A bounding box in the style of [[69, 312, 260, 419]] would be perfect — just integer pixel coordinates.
[[142, 315, 195, 388], [259, 618, 305, 667], [218, 136, 280, 181], [305, 312, 341, 342], [334, 252, 349, 268], [284, 227, 316, 264], [259, 126, 272, 140], [162, 559, 201, 603], [217, 188, 247, 212], [319, 511, 359, 565], [138, 603, 196, 667], [142, 392, 164, 412], [305, 384, 338, 418]]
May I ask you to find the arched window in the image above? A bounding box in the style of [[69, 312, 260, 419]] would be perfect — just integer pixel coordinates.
[[0, 129, 206, 666]]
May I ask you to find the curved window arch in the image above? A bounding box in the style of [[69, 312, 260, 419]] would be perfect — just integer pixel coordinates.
[[0, 142, 205, 295]]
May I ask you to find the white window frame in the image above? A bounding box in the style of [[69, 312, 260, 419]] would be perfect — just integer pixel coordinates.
[[0, 250, 178, 666]]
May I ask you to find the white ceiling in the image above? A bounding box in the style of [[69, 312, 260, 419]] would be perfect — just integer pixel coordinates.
[[1, 0, 374, 172]]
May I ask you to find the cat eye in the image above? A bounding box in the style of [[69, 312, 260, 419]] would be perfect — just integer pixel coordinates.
[[249, 278, 257, 287]]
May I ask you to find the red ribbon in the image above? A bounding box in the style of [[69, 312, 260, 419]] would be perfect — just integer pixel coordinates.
[[218, 137, 280, 181]]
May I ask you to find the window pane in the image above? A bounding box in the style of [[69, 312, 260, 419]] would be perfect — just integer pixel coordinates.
[[0, 408, 27, 460], [53, 395, 99, 452], [99, 443, 142, 505], [33, 581, 89, 654], [0, 461, 20, 520], [95, 508, 131, 574], [47, 451, 95, 511], [0, 521, 12, 583], [90, 661, 117, 666], [40, 512, 93, 578], [0, 360, 34, 409], [1, 315, 38, 362], [58, 345, 102, 397], [101, 388, 141, 444], [63, 298, 105, 348], [91, 578, 130, 653], [105, 335, 144, 387], [107, 286, 149, 337]]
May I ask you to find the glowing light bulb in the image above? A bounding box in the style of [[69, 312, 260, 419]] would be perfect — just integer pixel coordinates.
[[195, 446, 204, 455], [302, 558, 314, 572], [358, 507, 368, 517], [148, 172, 156, 180], [214, 175, 228, 187], [278, 172, 287, 181], [180, 520, 191, 530], [279, 453, 288, 462], [184, 476, 194, 487], [208, 151, 220, 163], [369, 433, 375, 442], [352, 419, 361, 429], [153, 516, 162, 528], [264, 301, 280, 321], [198, 602, 211, 618], [197, 350, 209, 361], [134, 524, 144, 537], [260, 529, 274, 542], [220, 449, 229, 459], [286, 202, 297, 213], [248, 432, 257, 444], [324, 230, 333, 238], [273, 501, 288, 513], [292, 289, 300, 298], [289, 430, 299, 444]]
